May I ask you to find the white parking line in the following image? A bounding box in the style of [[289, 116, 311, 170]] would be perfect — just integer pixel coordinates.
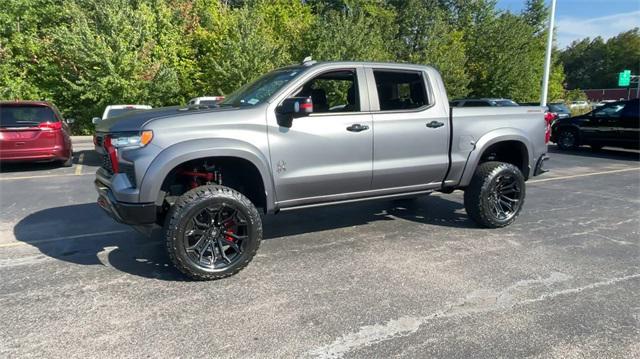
[[74, 152, 85, 175], [0, 173, 94, 181], [0, 230, 131, 248], [529, 167, 640, 184]]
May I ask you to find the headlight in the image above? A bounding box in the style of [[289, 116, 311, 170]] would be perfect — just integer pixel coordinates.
[[111, 130, 153, 148]]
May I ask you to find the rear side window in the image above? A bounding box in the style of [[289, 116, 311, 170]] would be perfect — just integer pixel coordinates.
[[0, 105, 57, 128], [106, 108, 140, 118], [373, 70, 428, 111]]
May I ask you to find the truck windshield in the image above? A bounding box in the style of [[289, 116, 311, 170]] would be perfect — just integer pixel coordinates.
[[219, 68, 304, 107]]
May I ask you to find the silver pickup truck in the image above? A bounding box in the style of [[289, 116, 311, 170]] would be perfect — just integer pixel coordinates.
[[94, 60, 548, 280]]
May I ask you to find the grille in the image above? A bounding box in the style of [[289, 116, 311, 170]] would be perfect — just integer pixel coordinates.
[[101, 153, 114, 174]]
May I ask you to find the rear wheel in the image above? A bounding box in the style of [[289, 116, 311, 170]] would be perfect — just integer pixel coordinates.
[[165, 185, 262, 280], [464, 161, 525, 228], [556, 130, 577, 150]]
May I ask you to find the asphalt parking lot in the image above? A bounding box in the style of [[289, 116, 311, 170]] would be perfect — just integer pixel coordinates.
[[1, 141, 639, 358]]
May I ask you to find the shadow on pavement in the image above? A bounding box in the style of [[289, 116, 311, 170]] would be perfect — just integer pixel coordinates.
[[74, 149, 102, 166], [0, 150, 100, 173], [548, 144, 640, 162], [13, 195, 472, 281]]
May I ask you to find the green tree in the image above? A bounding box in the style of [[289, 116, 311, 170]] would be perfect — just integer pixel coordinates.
[[393, 0, 469, 98]]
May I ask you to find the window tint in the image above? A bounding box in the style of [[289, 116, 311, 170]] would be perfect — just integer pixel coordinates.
[[463, 100, 490, 107], [0, 105, 56, 127], [594, 102, 625, 118], [373, 70, 428, 111], [295, 70, 360, 113], [496, 100, 518, 107]]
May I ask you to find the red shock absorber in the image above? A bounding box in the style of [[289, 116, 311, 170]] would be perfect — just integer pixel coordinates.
[[178, 168, 215, 189]]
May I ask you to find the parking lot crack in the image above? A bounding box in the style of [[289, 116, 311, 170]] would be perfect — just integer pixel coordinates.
[[308, 272, 640, 358]]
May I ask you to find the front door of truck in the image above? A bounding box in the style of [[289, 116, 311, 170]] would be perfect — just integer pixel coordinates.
[[366, 68, 450, 189], [267, 67, 373, 207]]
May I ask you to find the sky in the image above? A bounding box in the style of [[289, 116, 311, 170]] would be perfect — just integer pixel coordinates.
[[497, 0, 640, 48]]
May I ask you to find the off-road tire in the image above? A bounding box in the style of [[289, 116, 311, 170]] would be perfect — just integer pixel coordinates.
[[165, 185, 262, 280], [464, 161, 526, 228]]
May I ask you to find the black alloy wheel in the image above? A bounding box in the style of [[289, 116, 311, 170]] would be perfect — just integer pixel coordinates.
[[184, 204, 248, 270], [487, 173, 522, 222]]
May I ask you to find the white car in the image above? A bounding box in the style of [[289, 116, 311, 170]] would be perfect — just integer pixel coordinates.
[[188, 96, 224, 106], [92, 104, 152, 124], [569, 100, 590, 109]]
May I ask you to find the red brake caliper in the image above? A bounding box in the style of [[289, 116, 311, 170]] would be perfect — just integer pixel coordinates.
[[223, 217, 236, 242]]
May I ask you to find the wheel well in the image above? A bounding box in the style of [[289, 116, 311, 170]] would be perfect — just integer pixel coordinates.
[[159, 156, 267, 215], [479, 141, 529, 177]]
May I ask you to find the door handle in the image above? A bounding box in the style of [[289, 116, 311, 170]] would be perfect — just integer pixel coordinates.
[[346, 124, 370, 132], [426, 121, 444, 128]]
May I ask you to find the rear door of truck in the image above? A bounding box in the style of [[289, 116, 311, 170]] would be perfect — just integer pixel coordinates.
[[365, 66, 450, 189]]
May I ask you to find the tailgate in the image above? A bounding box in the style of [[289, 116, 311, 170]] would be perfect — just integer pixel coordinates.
[[0, 127, 58, 151]]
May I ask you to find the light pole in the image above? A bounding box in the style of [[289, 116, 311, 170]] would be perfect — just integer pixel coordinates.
[[540, 0, 557, 107]]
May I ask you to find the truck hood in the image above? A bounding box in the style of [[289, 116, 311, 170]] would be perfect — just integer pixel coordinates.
[[95, 105, 242, 133]]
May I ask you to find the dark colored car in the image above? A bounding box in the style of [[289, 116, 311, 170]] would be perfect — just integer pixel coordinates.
[[522, 102, 571, 120], [548, 102, 571, 119], [551, 99, 639, 151], [451, 98, 519, 107], [0, 101, 73, 166]]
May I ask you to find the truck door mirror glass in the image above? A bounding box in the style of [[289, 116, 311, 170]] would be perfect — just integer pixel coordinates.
[[65, 118, 75, 124], [91, 117, 101, 124], [276, 97, 313, 127]]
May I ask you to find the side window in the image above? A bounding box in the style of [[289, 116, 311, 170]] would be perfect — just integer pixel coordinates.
[[295, 69, 360, 113], [373, 70, 428, 111], [594, 103, 625, 118]]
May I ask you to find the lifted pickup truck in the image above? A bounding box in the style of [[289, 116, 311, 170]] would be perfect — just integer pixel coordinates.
[[94, 61, 548, 280]]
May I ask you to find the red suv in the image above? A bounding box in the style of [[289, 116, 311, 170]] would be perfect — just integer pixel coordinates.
[[0, 101, 73, 166]]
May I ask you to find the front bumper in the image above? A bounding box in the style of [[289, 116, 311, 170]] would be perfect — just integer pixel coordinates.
[[95, 180, 156, 225]]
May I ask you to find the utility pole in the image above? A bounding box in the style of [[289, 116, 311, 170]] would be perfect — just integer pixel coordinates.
[[540, 0, 557, 107]]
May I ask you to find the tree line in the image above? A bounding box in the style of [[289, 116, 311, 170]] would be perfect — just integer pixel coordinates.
[[559, 28, 640, 90], [2, 0, 568, 134]]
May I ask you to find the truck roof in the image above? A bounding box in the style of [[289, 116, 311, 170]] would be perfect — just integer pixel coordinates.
[[283, 61, 436, 72]]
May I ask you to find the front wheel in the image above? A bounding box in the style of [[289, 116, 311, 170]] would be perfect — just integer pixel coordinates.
[[464, 161, 526, 228], [165, 185, 262, 280]]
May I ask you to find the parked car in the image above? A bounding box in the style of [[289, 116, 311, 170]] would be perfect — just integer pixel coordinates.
[[552, 99, 639, 150], [451, 98, 519, 107], [548, 103, 571, 119], [94, 61, 548, 280], [188, 96, 225, 106], [0, 100, 74, 166], [92, 104, 152, 124], [569, 100, 590, 110], [520, 102, 571, 120]]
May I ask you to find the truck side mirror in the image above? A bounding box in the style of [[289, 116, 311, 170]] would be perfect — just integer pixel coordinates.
[[65, 118, 75, 124], [276, 97, 313, 127], [92, 117, 101, 124]]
